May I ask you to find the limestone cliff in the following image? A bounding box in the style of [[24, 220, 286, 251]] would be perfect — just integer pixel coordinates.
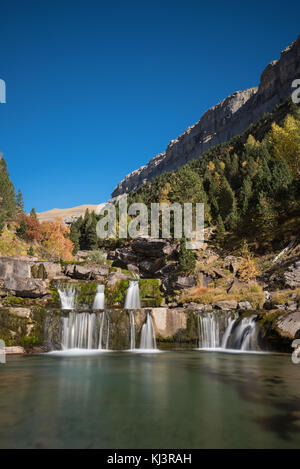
[[112, 35, 300, 197]]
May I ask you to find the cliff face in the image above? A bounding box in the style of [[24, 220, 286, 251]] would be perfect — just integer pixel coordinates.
[[112, 35, 300, 197]]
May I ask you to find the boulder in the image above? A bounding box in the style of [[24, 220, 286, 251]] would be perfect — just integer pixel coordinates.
[[4, 277, 48, 298], [214, 300, 238, 310], [5, 346, 25, 354], [132, 238, 177, 258], [8, 307, 31, 319], [276, 311, 300, 339], [113, 248, 139, 268], [237, 301, 252, 310], [173, 276, 196, 289], [224, 256, 241, 274], [106, 271, 131, 287], [71, 264, 110, 280], [32, 262, 62, 280], [0, 257, 31, 280], [283, 261, 300, 289]]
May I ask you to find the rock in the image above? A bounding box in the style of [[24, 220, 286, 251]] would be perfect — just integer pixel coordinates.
[[286, 303, 298, 311], [173, 276, 196, 289], [214, 300, 238, 310], [224, 256, 241, 274], [0, 257, 31, 280], [106, 272, 131, 287], [132, 238, 177, 258], [283, 261, 300, 289], [227, 279, 246, 293], [139, 258, 165, 274], [5, 346, 25, 354], [8, 307, 31, 319], [197, 271, 213, 287], [237, 301, 252, 310], [4, 277, 48, 298], [273, 304, 286, 310], [111, 36, 300, 198], [127, 264, 139, 274], [151, 308, 187, 337], [64, 265, 75, 276], [276, 311, 300, 339], [70, 264, 110, 280], [211, 267, 226, 279], [113, 248, 139, 268], [32, 262, 62, 280]]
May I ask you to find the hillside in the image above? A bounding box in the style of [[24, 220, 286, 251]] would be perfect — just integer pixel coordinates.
[[112, 35, 300, 197], [37, 203, 104, 224]]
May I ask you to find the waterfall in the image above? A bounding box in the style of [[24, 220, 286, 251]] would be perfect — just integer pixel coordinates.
[[61, 312, 110, 350], [198, 312, 220, 348], [221, 313, 238, 348], [197, 311, 259, 351], [124, 280, 141, 309], [140, 312, 156, 350], [228, 316, 258, 351], [58, 284, 76, 310], [93, 284, 105, 309], [129, 311, 136, 350]]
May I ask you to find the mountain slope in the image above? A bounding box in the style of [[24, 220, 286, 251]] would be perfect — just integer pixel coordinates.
[[112, 35, 300, 197]]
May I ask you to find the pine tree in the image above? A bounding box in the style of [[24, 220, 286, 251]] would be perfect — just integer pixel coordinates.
[[215, 215, 225, 245], [16, 189, 24, 214], [0, 156, 16, 220], [30, 207, 37, 219], [69, 223, 81, 254], [178, 238, 196, 273], [239, 176, 253, 215], [16, 218, 27, 240]]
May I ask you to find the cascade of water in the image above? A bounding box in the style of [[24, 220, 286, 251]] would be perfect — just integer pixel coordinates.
[[58, 284, 76, 310], [140, 312, 156, 350], [229, 316, 258, 351], [61, 311, 110, 350], [93, 284, 105, 310], [221, 313, 238, 348], [124, 280, 141, 309], [197, 312, 220, 348], [197, 311, 259, 351]]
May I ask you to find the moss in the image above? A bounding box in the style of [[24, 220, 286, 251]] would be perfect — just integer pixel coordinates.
[[139, 279, 163, 307], [172, 310, 198, 346], [5, 296, 26, 306], [75, 281, 98, 306], [106, 279, 130, 307]]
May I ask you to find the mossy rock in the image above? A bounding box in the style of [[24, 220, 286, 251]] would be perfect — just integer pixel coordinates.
[[139, 279, 163, 307], [106, 279, 130, 307]]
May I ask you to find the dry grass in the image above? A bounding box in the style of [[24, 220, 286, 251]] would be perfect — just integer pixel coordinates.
[[0, 229, 29, 257], [271, 288, 300, 305], [180, 281, 265, 309]]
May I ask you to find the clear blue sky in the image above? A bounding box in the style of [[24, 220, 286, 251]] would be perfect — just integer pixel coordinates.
[[0, 0, 299, 212]]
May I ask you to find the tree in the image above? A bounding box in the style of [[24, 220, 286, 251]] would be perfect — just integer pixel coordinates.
[[215, 215, 225, 245], [0, 156, 16, 220], [178, 238, 196, 273], [268, 114, 300, 179], [16, 189, 24, 214], [239, 176, 253, 215], [69, 223, 81, 254], [30, 207, 37, 219], [16, 218, 27, 240], [40, 217, 74, 260]]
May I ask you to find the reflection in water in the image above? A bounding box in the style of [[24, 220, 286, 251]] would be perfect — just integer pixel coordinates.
[[0, 352, 300, 448]]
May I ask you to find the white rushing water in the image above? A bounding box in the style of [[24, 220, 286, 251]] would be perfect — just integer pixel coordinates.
[[124, 280, 141, 309], [93, 284, 105, 310], [58, 284, 77, 310], [62, 311, 110, 350], [197, 312, 259, 352], [140, 312, 157, 350]]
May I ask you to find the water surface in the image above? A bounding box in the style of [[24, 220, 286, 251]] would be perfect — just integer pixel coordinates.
[[0, 351, 300, 448]]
